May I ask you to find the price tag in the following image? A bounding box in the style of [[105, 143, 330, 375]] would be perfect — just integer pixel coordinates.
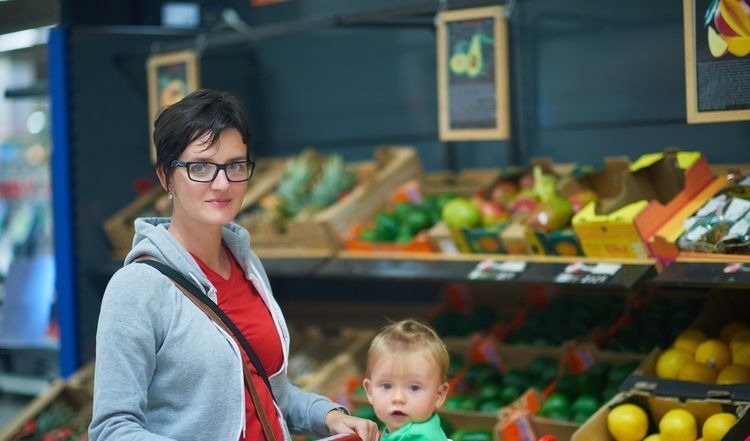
[[469, 260, 526, 281], [556, 262, 622, 284]]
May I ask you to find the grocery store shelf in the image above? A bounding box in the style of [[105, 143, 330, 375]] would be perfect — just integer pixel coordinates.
[[650, 260, 750, 290], [96, 251, 750, 291], [315, 252, 657, 290]]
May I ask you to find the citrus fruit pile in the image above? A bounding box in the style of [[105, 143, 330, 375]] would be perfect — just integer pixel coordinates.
[[606, 404, 738, 441], [655, 320, 750, 385]]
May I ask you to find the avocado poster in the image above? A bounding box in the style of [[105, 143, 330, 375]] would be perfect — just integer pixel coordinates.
[[684, 0, 750, 123], [437, 6, 510, 141]]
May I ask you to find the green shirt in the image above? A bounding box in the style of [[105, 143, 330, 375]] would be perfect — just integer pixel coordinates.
[[381, 413, 449, 441]]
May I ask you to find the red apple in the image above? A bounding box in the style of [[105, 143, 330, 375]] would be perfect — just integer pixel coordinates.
[[518, 171, 534, 189], [566, 189, 599, 214], [489, 180, 519, 207], [479, 200, 510, 227], [509, 191, 539, 222]]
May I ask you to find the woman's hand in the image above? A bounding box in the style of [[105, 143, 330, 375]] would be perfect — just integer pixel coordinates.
[[325, 409, 380, 441]]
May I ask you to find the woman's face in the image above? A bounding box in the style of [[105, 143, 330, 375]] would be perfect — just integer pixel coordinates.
[[166, 128, 248, 230]]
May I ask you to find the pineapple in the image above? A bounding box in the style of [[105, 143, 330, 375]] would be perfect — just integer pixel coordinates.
[[275, 152, 315, 224], [307, 155, 355, 214]]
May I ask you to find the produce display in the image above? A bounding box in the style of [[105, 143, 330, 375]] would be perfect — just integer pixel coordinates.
[[677, 174, 750, 255], [654, 319, 750, 385], [538, 360, 640, 423], [598, 297, 706, 354], [606, 403, 740, 441]]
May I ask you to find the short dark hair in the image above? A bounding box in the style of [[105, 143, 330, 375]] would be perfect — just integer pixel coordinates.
[[153, 89, 252, 184]]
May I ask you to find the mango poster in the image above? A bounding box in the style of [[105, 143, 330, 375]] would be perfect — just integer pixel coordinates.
[[694, 0, 750, 112]]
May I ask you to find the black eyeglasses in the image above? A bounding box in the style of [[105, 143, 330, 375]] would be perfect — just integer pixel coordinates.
[[170, 160, 255, 182]]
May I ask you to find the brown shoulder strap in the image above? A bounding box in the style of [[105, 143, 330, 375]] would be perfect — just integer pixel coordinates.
[[136, 256, 278, 441]]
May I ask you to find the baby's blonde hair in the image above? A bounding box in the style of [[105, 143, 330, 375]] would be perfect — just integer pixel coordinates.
[[366, 319, 450, 381]]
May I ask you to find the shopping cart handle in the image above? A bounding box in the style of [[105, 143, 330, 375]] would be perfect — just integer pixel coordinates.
[[314, 434, 363, 441]]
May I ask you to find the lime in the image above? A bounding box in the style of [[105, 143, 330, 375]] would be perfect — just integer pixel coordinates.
[[395, 224, 414, 243], [571, 394, 600, 421], [464, 363, 501, 387], [498, 384, 522, 406], [374, 213, 399, 241], [502, 369, 529, 391], [393, 201, 415, 223], [538, 393, 571, 420], [405, 209, 432, 234], [478, 398, 504, 413], [443, 395, 467, 410]]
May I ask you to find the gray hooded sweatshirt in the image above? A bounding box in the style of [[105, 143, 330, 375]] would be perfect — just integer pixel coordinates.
[[89, 217, 342, 441]]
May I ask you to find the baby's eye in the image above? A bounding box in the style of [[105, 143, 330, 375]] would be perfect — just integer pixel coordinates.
[[380, 383, 392, 390], [408, 385, 421, 392]]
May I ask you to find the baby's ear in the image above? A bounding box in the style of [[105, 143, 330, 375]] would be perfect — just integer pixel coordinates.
[[435, 382, 450, 409], [362, 378, 374, 403]]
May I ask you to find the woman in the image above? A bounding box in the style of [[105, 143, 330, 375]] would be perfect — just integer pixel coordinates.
[[89, 89, 380, 441]]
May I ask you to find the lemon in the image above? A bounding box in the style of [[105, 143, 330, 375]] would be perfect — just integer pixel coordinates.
[[720, 321, 749, 343], [644, 435, 662, 441], [656, 348, 692, 379], [676, 360, 717, 384], [730, 330, 750, 353], [659, 408, 697, 441], [607, 403, 649, 441], [694, 339, 732, 372], [733, 343, 750, 367], [716, 364, 750, 384], [702, 412, 737, 441], [673, 329, 706, 354]]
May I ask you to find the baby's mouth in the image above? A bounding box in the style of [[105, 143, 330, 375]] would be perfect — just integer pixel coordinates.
[[391, 410, 407, 418]]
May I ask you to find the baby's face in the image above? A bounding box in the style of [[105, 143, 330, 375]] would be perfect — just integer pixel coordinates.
[[363, 350, 448, 434]]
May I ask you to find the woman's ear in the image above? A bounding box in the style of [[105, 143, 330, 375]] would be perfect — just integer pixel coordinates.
[[156, 166, 169, 193]]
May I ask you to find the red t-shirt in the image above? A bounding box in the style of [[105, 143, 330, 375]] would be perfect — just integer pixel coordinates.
[[193, 250, 284, 441]]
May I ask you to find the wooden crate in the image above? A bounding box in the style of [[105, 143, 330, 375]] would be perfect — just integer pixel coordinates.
[[0, 381, 92, 441], [245, 146, 423, 257]]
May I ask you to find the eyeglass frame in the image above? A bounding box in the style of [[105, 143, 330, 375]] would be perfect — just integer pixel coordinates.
[[169, 159, 256, 182]]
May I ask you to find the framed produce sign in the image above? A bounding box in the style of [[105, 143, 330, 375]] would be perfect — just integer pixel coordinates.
[[147, 49, 200, 162], [684, 0, 750, 123], [436, 6, 510, 141]]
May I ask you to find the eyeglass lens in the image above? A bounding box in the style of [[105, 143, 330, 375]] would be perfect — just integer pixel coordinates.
[[188, 162, 252, 182]]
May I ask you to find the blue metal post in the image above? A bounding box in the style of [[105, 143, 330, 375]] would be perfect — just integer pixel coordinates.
[[48, 27, 78, 377]]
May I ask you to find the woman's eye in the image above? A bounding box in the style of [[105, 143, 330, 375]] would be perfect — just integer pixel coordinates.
[[190, 163, 208, 173], [228, 162, 245, 173]]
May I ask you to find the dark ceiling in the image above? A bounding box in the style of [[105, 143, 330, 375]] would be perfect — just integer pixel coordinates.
[[0, 0, 58, 35]]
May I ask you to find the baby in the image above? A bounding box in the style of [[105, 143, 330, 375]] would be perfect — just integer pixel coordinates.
[[363, 319, 450, 440]]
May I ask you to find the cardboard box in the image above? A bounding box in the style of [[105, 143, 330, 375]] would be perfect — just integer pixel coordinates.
[[572, 150, 714, 259], [0, 381, 93, 441], [571, 389, 750, 441], [249, 147, 423, 256], [648, 174, 731, 263]]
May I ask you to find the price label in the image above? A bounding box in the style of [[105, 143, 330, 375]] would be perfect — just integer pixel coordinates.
[[469, 260, 527, 281], [556, 262, 622, 284]]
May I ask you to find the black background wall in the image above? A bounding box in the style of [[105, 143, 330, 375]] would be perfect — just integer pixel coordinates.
[[60, 0, 750, 364]]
